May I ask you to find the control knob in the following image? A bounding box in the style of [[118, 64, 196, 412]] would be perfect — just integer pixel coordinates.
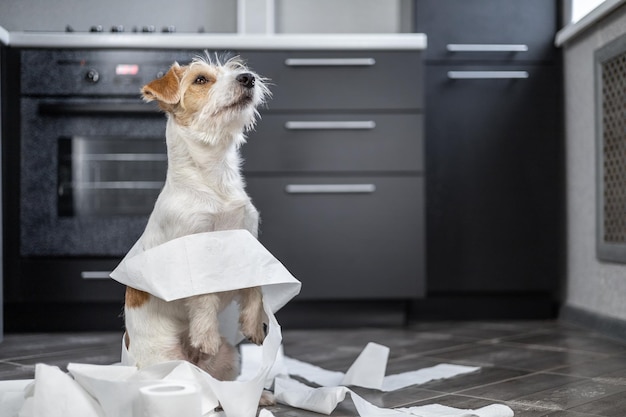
[[85, 69, 100, 84]]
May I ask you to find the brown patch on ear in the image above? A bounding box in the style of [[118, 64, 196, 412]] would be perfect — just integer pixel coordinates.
[[141, 63, 185, 105], [125, 286, 150, 308]]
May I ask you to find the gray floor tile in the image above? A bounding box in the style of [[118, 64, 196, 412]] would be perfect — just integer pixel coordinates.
[[405, 394, 554, 417], [349, 386, 446, 408], [551, 356, 626, 379], [426, 342, 606, 372], [458, 372, 585, 401], [567, 390, 626, 416], [0, 361, 35, 380], [512, 379, 626, 412], [505, 330, 626, 355], [0, 332, 121, 361], [418, 366, 530, 393], [408, 321, 556, 341]]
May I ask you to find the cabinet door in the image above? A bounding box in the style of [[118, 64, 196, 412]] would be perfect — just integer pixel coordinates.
[[415, 0, 558, 62], [245, 176, 425, 299], [242, 51, 423, 111], [425, 65, 562, 292]]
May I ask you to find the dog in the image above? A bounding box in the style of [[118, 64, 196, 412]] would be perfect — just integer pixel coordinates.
[[123, 54, 271, 397]]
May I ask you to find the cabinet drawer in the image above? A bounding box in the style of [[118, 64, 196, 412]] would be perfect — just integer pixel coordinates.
[[19, 259, 125, 302], [243, 51, 423, 110], [415, 0, 558, 62], [243, 113, 423, 173], [245, 176, 425, 300]]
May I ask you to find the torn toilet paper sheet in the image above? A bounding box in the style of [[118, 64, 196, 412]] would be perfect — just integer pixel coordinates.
[[238, 343, 513, 416], [110, 229, 301, 348], [110, 229, 301, 311], [273, 376, 514, 417], [239, 342, 480, 392], [284, 355, 481, 392]]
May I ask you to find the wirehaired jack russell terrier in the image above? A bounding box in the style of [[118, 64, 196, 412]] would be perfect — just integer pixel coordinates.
[[123, 54, 273, 403]]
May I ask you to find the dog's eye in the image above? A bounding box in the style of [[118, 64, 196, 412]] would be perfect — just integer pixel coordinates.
[[194, 75, 209, 85]]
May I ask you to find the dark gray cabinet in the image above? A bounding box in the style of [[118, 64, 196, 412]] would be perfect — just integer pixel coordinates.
[[415, 0, 558, 62], [416, 1, 562, 297], [246, 176, 424, 299], [241, 50, 425, 300]]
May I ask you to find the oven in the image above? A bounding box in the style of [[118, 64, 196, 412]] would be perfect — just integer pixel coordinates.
[[4, 49, 205, 318]]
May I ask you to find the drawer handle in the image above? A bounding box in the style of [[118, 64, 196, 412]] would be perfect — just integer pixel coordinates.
[[285, 184, 376, 194], [77, 181, 164, 190], [284, 58, 376, 67], [285, 121, 376, 130], [447, 71, 529, 80], [446, 44, 528, 52], [81, 271, 112, 279]]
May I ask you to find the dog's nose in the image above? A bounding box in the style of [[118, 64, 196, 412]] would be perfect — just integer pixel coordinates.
[[236, 73, 255, 89]]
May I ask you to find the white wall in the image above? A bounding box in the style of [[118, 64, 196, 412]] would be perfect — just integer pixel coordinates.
[[0, 0, 235, 33], [0, 0, 411, 33], [276, 0, 407, 33], [563, 5, 626, 321]]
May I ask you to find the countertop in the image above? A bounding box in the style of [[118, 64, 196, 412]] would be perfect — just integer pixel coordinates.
[[0, 28, 427, 50], [556, 0, 626, 46]]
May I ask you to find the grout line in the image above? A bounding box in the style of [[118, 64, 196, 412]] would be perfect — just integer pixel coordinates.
[[0, 344, 121, 363]]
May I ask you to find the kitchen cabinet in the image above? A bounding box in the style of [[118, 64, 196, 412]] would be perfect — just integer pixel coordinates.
[[1, 36, 426, 331], [416, 0, 562, 302], [241, 50, 425, 301], [416, 0, 558, 62]]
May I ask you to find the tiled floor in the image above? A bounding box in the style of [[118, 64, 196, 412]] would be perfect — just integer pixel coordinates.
[[2, 320, 626, 416]]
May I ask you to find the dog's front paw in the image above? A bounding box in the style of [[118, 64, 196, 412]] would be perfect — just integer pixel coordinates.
[[241, 317, 267, 345], [190, 330, 222, 356]]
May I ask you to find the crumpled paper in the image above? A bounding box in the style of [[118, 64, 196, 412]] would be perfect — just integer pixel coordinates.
[[1, 230, 515, 417]]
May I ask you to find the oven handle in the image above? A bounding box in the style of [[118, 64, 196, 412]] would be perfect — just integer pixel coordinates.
[[39, 102, 161, 116], [81, 271, 112, 280]]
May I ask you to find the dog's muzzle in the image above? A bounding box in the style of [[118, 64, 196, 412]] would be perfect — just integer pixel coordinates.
[[236, 73, 256, 89]]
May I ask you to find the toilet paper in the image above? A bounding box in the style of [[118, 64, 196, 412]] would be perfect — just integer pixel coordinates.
[[139, 382, 201, 417]]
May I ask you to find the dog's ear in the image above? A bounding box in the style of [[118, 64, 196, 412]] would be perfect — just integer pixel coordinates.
[[141, 63, 184, 104]]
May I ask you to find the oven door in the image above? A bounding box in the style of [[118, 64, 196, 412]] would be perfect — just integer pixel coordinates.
[[20, 97, 166, 257]]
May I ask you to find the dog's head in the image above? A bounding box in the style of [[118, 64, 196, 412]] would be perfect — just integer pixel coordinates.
[[141, 54, 269, 146]]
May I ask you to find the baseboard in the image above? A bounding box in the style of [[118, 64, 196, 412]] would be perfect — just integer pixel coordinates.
[[560, 304, 626, 343], [408, 293, 559, 321], [4, 302, 125, 332], [276, 300, 408, 328]]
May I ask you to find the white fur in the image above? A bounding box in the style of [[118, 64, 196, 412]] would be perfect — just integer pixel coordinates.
[[124, 56, 270, 384]]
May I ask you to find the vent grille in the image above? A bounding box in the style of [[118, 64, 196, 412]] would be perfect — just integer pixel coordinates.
[[601, 53, 626, 244], [596, 35, 626, 262]]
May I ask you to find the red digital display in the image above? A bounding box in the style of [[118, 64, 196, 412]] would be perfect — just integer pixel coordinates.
[[115, 64, 139, 75]]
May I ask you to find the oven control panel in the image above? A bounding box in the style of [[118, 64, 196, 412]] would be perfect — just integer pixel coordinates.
[[20, 49, 231, 96]]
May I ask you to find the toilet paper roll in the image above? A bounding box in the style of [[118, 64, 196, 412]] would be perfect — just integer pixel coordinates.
[[139, 382, 201, 417]]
